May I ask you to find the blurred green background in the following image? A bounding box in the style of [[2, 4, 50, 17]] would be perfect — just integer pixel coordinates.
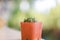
[[6, 0, 60, 40]]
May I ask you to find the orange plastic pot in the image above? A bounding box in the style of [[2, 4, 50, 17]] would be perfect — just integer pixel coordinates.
[[21, 22, 42, 40]]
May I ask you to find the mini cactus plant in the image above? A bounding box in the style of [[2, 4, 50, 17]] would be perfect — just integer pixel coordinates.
[[21, 17, 42, 40], [24, 17, 37, 22]]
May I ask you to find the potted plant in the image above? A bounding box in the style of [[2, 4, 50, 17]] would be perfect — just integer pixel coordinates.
[[21, 17, 42, 40]]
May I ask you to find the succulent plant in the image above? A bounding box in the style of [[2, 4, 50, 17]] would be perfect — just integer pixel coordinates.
[[24, 17, 37, 22]]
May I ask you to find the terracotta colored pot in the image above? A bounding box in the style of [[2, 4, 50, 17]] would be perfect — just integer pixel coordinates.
[[21, 22, 42, 40]]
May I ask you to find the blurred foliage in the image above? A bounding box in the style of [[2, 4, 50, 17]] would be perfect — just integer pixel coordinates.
[[42, 4, 60, 40], [8, 1, 60, 30]]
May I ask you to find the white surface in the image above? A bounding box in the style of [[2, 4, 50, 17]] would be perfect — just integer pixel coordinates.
[[0, 26, 20, 40]]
